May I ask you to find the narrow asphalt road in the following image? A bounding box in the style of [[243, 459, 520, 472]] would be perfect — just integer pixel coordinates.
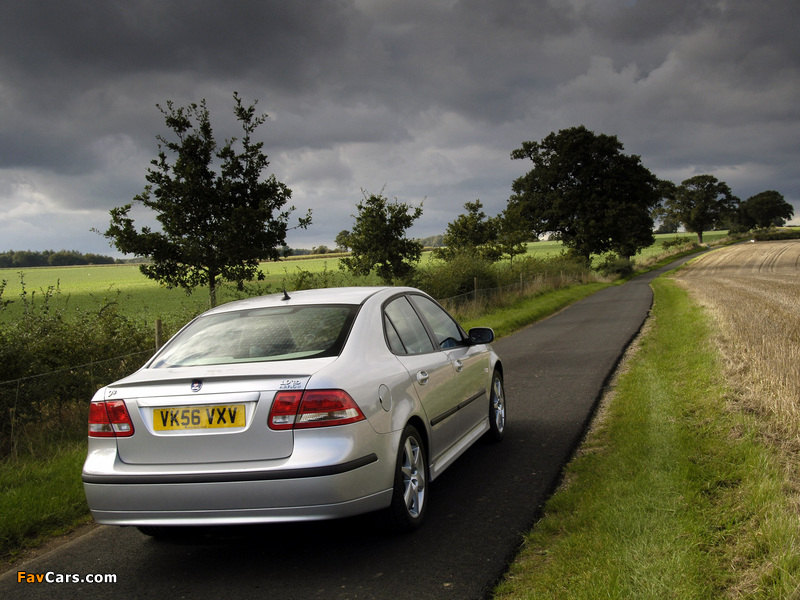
[[1, 257, 696, 599]]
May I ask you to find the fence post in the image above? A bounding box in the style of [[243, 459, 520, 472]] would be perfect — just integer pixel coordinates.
[[155, 319, 163, 350]]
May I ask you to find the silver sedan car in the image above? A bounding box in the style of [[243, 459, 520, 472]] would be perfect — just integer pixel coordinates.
[[83, 286, 505, 534]]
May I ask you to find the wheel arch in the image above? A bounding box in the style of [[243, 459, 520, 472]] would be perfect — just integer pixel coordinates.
[[405, 415, 429, 463], [493, 359, 504, 378]]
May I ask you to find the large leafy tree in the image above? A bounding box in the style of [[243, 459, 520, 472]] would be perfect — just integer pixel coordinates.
[[339, 191, 423, 283], [508, 126, 661, 261], [103, 93, 310, 306], [662, 175, 738, 243], [732, 190, 794, 231]]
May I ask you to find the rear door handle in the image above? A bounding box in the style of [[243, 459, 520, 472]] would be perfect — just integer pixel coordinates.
[[417, 371, 429, 385]]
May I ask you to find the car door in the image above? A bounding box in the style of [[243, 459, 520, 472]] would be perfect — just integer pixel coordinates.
[[408, 295, 489, 436], [383, 296, 460, 461]]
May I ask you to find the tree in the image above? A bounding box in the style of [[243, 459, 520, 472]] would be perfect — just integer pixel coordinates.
[[339, 191, 423, 283], [435, 200, 500, 262], [435, 200, 527, 264], [102, 93, 310, 306], [494, 205, 530, 262], [662, 175, 738, 243], [334, 230, 351, 252], [655, 218, 680, 234], [508, 126, 661, 261], [733, 190, 794, 231]]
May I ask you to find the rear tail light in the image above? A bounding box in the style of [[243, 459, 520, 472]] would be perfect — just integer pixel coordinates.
[[269, 390, 365, 430], [88, 400, 135, 437]]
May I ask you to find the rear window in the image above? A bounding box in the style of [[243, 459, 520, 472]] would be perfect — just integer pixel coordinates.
[[149, 305, 357, 368]]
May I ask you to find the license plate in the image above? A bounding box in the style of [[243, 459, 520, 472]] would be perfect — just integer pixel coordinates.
[[153, 404, 246, 431]]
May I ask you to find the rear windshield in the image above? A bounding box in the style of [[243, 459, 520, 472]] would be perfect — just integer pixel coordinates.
[[149, 305, 357, 368]]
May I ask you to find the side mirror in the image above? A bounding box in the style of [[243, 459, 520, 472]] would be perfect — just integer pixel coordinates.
[[468, 327, 495, 345]]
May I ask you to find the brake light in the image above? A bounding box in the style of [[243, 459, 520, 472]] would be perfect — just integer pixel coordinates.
[[269, 390, 365, 430], [268, 391, 303, 430], [88, 400, 135, 437]]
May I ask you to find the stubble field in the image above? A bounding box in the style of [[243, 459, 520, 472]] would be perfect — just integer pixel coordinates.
[[673, 241, 800, 442], [672, 241, 800, 595]]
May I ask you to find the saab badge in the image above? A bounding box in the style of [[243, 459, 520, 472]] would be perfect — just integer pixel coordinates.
[[190, 380, 203, 393]]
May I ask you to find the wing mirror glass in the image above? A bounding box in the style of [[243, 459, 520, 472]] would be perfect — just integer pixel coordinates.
[[468, 327, 495, 345]]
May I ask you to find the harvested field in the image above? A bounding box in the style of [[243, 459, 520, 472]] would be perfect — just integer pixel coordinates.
[[672, 240, 800, 442], [673, 240, 800, 596]]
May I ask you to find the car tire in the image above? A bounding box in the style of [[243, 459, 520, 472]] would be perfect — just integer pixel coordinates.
[[137, 526, 172, 538], [136, 526, 190, 540], [382, 424, 428, 533], [487, 370, 506, 442]]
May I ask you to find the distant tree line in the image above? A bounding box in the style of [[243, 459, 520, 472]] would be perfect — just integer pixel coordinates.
[[286, 234, 444, 258], [0, 250, 118, 268]]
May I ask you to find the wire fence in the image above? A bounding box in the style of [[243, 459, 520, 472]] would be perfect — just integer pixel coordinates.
[[0, 349, 153, 459], [437, 270, 595, 316]]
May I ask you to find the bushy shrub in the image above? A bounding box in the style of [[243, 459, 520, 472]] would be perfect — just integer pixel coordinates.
[[506, 254, 592, 284], [661, 236, 694, 249], [279, 263, 381, 291], [413, 254, 497, 300], [414, 252, 594, 303], [751, 228, 800, 241], [596, 254, 635, 278], [0, 279, 155, 457]]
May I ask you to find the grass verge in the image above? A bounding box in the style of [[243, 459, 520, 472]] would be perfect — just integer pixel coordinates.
[[493, 277, 800, 599], [459, 282, 610, 337], [0, 442, 90, 563]]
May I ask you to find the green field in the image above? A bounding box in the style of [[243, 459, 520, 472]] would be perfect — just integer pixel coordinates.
[[0, 233, 724, 324], [0, 257, 353, 324]]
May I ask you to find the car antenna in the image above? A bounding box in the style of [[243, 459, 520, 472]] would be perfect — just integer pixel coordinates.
[[282, 289, 291, 301]]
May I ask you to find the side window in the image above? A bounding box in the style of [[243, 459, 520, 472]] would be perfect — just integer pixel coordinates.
[[384, 314, 406, 355], [384, 297, 435, 355], [409, 295, 466, 349]]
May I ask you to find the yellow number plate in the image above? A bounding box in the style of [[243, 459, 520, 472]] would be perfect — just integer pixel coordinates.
[[153, 404, 246, 431]]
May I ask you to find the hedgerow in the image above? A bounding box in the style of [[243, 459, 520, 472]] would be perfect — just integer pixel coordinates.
[[0, 277, 157, 458]]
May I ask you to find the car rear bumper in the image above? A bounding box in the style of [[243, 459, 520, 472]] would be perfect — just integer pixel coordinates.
[[84, 454, 392, 525], [85, 490, 394, 526]]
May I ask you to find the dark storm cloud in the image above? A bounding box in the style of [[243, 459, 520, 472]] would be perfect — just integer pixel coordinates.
[[0, 1, 373, 173], [0, 1, 365, 84], [1, 0, 798, 254]]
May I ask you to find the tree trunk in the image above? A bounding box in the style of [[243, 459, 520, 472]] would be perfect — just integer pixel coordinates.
[[208, 272, 217, 308]]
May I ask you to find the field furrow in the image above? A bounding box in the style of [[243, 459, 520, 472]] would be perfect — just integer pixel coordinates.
[[673, 241, 800, 438]]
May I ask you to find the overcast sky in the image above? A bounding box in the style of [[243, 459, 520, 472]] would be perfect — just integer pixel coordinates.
[[1, 0, 798, 256]]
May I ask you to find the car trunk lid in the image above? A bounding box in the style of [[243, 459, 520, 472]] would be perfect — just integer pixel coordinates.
[[107, 362, 330, 465]]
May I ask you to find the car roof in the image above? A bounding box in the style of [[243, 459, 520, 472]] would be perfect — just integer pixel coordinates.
[[202, 286, 417, 316]]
